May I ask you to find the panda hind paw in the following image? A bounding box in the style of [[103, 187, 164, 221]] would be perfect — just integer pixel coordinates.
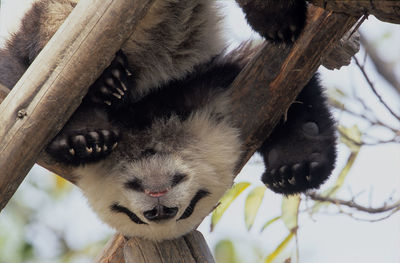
[[86, 51, 132, 109]]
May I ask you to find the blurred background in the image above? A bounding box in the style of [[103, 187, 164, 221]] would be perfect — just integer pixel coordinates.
[[0, 1, 399, 262]]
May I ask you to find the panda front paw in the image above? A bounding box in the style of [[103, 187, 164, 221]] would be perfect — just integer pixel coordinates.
[[261, 121, 336, 195], [86, 51, 132, 109], [241, 0, 307, 44], [47, 129, 120, 165]]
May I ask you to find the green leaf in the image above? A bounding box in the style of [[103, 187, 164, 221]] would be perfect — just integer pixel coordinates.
[[260, 216, 281, 232], [281, 195, 300, 232], [211, 182, 251, 231], [245, 186, 266, 230], [338, 125, 362, 153], [215, 239, 238, 263], [264, 232, 295, 263]]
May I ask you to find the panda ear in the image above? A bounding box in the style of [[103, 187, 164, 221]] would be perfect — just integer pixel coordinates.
[[236, 0, 307, 43]]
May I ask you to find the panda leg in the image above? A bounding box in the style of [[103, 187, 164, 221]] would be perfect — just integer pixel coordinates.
[[239, 0, 307, 43], [85, 50, 133, 110], [259, 75, 337, 195]]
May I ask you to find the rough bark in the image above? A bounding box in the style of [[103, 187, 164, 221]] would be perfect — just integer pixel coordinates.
[[310, 0, 400, 24], [0, 0, 156, 211]]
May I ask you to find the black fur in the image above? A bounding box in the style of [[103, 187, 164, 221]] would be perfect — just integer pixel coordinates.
[[238, 0, 308, 43], [259, 75, 337, 194]]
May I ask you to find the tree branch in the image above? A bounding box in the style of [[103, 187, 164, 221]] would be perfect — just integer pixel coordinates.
[[0, 0, 156, 211], [310, 0, 400, 24], [308, 192, 400, 214], [359, 32, 400, 96]]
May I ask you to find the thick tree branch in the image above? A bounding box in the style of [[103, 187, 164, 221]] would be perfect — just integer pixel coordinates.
[[310, 0, 400, 24], [0, 0, 156, 210]]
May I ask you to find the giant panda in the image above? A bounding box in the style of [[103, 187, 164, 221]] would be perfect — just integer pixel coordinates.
[[0, 0, 336, 240]]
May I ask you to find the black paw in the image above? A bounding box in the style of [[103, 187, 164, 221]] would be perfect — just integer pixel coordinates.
[[47, 129, 120, 165], [260, 121, 337, 195], [241, 1, 307, 44], [86, 51, 132, 109]]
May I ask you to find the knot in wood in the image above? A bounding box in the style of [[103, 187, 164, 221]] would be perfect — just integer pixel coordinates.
[[17, 109, 28, 119]]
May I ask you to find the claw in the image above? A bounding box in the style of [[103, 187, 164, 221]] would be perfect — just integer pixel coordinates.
[[95, 145, 102, 153], [103, 145, 108, 152], [112, 142, 118, 150], [112, 93, 122, 99], [288, 177, 296, 185], [120, 82, 128, 91], [306, 175, 311, 181], [279, 180, 285, 187], [116, 88, 125, 96], [86, 147, 93, 154], [125, 69, 132, 77], [105, 101, 112, 106], [69, 148, 75, 156]]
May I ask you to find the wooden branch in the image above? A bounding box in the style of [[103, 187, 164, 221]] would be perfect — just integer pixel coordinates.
[[321, 29, 360, 70], [99, 6, 359, 263], [310, 0, 400, 24], [0, 0, 156, 211]]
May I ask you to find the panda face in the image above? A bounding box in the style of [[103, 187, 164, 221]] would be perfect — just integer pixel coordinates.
[[75, 111, 241, 240]]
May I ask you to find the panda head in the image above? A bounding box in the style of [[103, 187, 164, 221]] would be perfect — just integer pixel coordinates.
[[75, 112, 241, 240]]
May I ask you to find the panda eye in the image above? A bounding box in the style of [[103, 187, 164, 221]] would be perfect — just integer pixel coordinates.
[[124, 178, 143, 192], [171, 173, 187, 187]]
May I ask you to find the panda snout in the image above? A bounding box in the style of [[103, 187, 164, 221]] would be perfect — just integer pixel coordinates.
[[144, 188, 171, 197], [143, 205, 178, 221]]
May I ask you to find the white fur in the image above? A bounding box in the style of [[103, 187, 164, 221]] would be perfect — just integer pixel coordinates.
[[76, 103, 241, 240]]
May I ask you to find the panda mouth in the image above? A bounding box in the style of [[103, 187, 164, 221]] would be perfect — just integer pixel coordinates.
[[178, 189, 210, 221], [110, 203, 147, 225], [110, 189, 209, 224]]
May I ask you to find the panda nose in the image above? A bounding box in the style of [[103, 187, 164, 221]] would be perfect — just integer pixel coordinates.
[[143, 205, 178, 221]]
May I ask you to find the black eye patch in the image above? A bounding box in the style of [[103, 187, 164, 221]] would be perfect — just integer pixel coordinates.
[[178, 189, 210, 221], [171, 173, 188, 187], [124, 178, 143, 192], [141, 148, 157, 157], [110, 203, 147, 225]]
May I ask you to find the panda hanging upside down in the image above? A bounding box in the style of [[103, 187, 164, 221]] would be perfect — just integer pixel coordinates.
[[0, 0, 336, 240]]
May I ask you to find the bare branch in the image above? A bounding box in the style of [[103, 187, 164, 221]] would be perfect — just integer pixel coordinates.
[[353, 56, 400, 121], [310, 0, 400, 24], [308, 192, 400, 214], [359, 32, 400, 96]]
